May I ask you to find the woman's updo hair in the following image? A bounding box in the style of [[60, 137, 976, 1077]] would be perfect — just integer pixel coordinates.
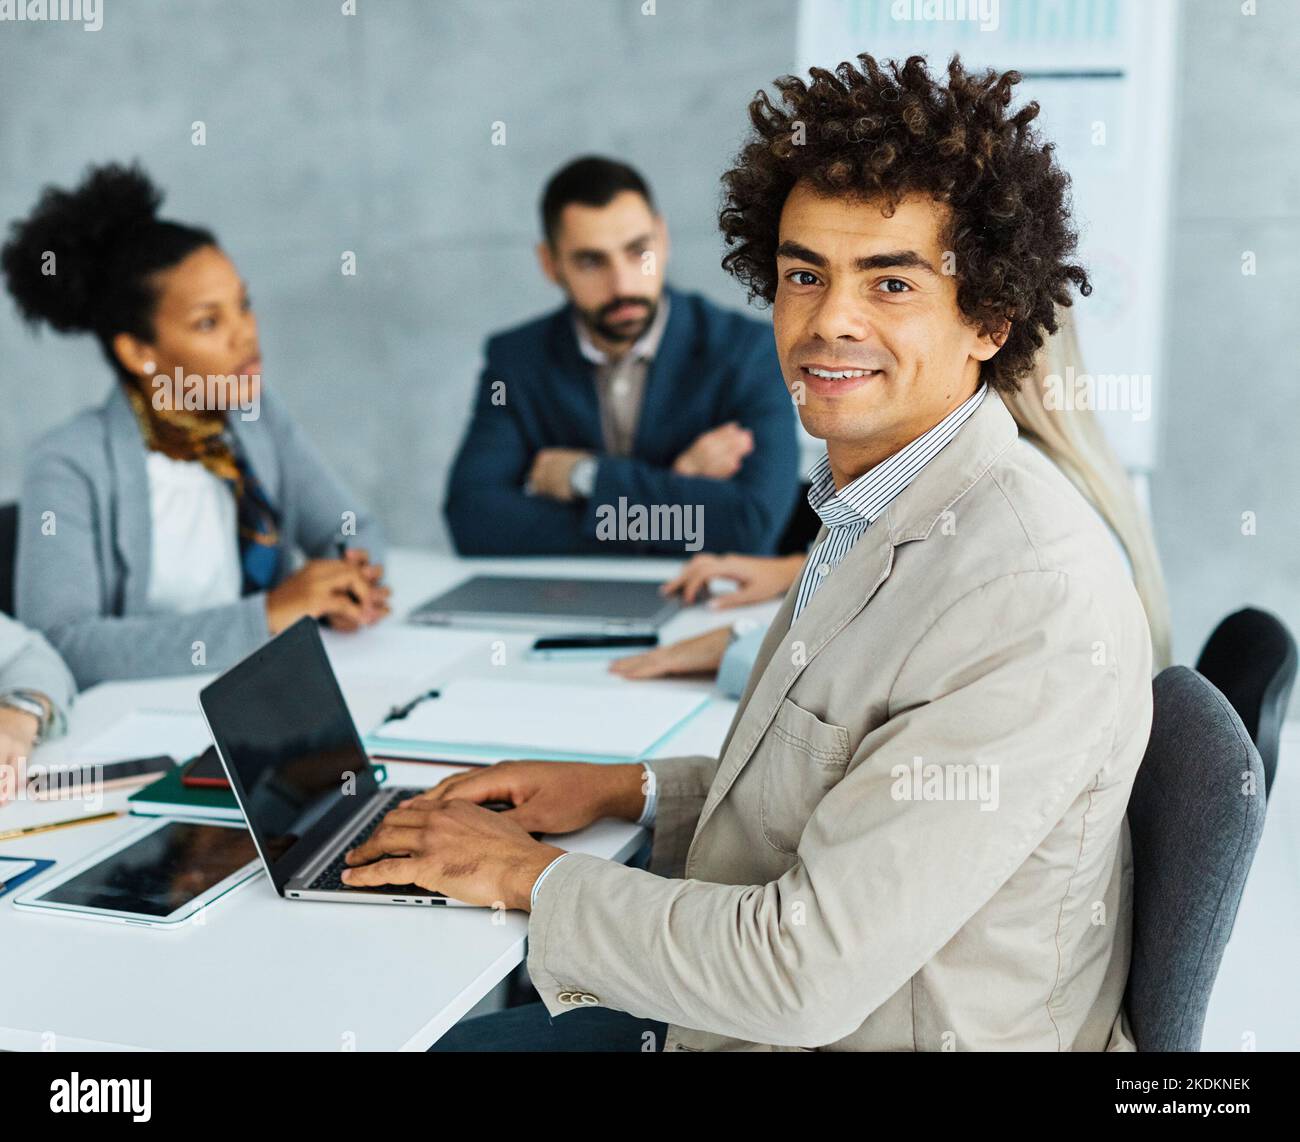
[[1, 162, 215, 376]]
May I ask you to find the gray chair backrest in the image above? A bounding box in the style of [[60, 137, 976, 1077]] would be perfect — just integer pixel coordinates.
[[1195, 607, 1297, 797], [0, 502, 16, 617], [1125, 666, 1267, 1051]]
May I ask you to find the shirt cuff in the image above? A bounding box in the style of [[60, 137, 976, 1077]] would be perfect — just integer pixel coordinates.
[[568, 455, 598, 499], [635, 761, 657, 827], [530, 765, 654, 909], [717, 624, 766, 701], [529, 852, 573, 910]]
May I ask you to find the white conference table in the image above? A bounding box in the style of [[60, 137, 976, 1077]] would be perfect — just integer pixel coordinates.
[[0, 549, 773, 1052], [3, 549, 1297, 1051]]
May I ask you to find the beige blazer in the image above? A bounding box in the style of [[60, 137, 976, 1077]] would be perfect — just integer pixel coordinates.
[[526, 390, 1153, 1051]]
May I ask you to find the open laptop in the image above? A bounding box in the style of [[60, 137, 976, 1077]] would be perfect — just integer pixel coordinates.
[[199, 617, 469, 907], [407, 574, 683, 633]]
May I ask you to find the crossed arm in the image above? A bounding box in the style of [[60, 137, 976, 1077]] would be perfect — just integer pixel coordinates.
[[444, 340, 798, 556]]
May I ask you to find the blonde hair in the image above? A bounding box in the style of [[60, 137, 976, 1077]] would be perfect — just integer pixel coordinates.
[[1005, 309, 1172, 670]]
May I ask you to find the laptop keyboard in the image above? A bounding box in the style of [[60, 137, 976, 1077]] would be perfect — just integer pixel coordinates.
[[306, 788, 431, 893]]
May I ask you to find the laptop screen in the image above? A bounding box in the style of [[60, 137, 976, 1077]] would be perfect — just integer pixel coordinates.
[[199, 618, 380, 891]]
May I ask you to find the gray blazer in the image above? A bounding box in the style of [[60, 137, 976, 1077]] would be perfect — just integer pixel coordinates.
[[16, 383, 384, 688], [0, 614, 75, 722]]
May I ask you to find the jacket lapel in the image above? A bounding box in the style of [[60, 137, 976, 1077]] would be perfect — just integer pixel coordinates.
[[103, 385, 153, 613], [229, 399, 282, 510], [546, 307, 606, 450], [630, 287, 691, 457], [694, 522, 896, 834], [693, 391, 1021, 834]]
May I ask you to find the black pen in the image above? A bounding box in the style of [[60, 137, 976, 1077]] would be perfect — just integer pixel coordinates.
[[385, 689, 441, 723]]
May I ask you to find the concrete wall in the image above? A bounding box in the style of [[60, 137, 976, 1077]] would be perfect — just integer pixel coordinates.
[[2, 0, 1296, 703], [1152, 0, 1300, 701], [0, 0, 796, 548]]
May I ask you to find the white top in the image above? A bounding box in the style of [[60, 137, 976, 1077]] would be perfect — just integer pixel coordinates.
[[144, 452, 243, 613]]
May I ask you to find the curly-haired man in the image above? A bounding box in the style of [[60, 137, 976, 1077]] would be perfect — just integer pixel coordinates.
[[353, 55, 1155, 1053]]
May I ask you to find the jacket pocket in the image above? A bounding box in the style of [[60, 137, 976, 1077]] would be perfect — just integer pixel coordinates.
[[759, 697, 852, 854]]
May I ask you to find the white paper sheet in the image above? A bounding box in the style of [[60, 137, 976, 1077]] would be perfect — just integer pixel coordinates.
[[73, 710, 212, 764], [371, 679, 708, 759], [322, 624, 477, 688]]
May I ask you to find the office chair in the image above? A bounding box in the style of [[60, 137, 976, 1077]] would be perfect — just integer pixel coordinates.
[[1124, 666, 1267, 1051], [1195, 607, 1296, 798], [0, 502, 17, 617], [777, 482, 821, 556]]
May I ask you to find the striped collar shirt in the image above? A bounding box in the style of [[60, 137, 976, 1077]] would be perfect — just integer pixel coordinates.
[[573, 296, 671, 457], [791, 382, 988, 624]]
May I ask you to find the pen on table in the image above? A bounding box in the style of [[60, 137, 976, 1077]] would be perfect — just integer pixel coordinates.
[[384, 689, 441, 723], [0, 810, 122, 843]]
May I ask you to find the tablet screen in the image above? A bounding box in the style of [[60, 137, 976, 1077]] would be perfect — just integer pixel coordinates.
[[37, 821, 258, 917]]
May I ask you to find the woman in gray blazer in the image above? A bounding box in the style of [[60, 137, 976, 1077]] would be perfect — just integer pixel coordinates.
[[2, 164, 389, 688]]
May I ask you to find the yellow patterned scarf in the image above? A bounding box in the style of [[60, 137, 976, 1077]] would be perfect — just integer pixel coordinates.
[[125, 383, 281, 591]]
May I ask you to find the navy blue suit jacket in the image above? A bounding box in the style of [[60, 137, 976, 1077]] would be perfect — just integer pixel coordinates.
[[445, 287, 799, 556]]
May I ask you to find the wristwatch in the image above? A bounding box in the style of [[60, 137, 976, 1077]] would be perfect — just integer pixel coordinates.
[[568, 455, 598, 499], [0, 689, 53, 746]]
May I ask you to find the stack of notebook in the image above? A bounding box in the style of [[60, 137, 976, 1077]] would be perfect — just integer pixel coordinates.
[[126, 767, 242, 822]]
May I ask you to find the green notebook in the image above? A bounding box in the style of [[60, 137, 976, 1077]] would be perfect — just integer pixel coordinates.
[[126, 766, 243, 822]]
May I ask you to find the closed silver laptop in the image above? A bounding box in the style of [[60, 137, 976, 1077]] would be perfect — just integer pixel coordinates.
[[407, 574, 682, 633]]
